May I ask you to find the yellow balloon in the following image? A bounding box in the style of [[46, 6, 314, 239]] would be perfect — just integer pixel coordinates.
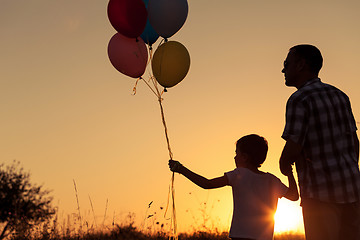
[[152, 41, 190, 88]]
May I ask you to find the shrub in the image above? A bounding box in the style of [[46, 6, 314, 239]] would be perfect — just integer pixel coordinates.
[[0, 160, 56, 239]]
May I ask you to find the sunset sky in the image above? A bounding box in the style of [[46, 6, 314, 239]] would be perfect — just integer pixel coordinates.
[[1, 0, 360, 234]]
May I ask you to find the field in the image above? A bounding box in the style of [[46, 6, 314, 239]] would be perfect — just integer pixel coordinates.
[[2, 197, 305, 240], [4, 214, 305, 240], [6, 224, 305, 240], [1, 181, 305, 240]]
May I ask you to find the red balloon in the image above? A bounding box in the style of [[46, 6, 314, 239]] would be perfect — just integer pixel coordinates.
[[108, 33, 148, 78], [108, 0, 147, 38]]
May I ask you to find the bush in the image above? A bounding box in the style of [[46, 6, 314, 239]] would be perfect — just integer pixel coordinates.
[[0, 160, 56, 239]]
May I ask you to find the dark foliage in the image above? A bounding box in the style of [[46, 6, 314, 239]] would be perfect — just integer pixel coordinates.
[[0, 161, 56, 239]]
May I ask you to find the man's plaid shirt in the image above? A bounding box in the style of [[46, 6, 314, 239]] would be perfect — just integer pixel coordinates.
[[282, 78, 360, 203]]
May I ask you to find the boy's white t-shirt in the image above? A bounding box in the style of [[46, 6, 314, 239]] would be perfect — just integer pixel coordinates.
[[225, 167, 288, 240]]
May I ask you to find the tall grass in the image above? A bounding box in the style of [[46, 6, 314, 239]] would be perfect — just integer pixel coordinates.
[[9, 219, 305, 240], [4, 210, 305, 240], [6, 217, 305, 240], [4, 183, 305, 240], [5, 207, 305, 240]]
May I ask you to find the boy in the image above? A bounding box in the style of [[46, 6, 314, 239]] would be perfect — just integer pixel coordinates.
[[169, 134, 299, 240]]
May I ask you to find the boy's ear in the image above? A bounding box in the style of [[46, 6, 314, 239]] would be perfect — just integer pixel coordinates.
[[244, 153, 256, 167]]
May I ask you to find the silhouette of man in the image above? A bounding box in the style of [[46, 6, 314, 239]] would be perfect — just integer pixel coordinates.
[[279, 44, 360, 240]]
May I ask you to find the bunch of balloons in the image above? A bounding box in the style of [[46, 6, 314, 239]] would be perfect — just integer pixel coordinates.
[[107, 0, 190, 89], [107, 1, 190, 239]]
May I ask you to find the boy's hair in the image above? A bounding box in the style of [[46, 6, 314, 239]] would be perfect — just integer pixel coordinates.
[[290, 44, 323, 74], [236, 134, 268, 168]]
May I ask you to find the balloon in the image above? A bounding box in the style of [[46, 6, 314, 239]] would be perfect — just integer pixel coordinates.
[[107, 0, 147, 38], [152, 41, 190, 88], [140, 0, 159, 46], [108, 33, 148, 78], [148, 0, 188, 39], [140, 21, 159, 46]]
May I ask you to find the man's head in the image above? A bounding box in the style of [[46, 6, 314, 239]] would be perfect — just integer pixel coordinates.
[[282, 44, 323, 88], [235, 134, 268, 168]]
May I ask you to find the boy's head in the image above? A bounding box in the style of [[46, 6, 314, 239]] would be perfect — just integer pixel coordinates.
[[236, 134, 268, 168]]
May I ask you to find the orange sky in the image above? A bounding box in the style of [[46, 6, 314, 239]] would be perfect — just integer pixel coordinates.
[[1, 0, 360, 234]]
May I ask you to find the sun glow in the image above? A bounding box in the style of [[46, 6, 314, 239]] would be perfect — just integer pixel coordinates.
[[274, 199, 304, 233]]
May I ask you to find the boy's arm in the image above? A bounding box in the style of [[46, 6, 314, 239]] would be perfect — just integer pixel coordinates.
[[169, 160, 228, 189], [284, 171, 299, 201]]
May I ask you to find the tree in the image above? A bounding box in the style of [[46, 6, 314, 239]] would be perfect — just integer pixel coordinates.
[[0, 160, 56, 239]]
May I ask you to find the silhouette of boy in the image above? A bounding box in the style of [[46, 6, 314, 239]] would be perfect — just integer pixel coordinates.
[[169, 134, 299, 240]]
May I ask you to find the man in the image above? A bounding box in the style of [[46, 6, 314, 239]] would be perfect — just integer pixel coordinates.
[[279, 44, 360, 240]]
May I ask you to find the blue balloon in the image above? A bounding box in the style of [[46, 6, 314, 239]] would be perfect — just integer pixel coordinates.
[[140, 0, 159, 46]]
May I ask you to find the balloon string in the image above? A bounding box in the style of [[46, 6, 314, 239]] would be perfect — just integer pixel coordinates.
[[170, 172, 177, 240], [138, 77, 158, 97], [144, 46, 154, 70], [132, 78, 140, 95], [158, 97, 178, 240], [134, 43, 177, 239], [158, 97, 173, 160], [164, 172, 177, 240]]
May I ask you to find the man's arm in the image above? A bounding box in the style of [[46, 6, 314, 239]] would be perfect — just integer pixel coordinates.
[[353, 132, 359, 160], [279, 139, 303, 176], [169, 160, 229, 189]]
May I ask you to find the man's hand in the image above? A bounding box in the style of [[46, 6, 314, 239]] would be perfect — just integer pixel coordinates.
[[280, 160, 293, 176], [279, 139, 302, 176]]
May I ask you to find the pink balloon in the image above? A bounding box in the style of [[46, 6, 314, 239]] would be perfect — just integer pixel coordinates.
[[108, 33, 148, 78], [107, 0, 147, 38]]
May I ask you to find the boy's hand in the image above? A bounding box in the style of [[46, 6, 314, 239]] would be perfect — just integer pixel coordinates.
[[169, 160, 183, 173]]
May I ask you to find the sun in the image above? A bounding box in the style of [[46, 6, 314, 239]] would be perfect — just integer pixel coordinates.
[[274, 198, 304, 233]]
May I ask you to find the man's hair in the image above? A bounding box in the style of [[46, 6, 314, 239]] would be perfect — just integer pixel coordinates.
[[290, 44, 323, 74], [236, 134, 268, 168]]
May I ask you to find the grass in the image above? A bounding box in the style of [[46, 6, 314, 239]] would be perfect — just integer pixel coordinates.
[[5, 207, 305, 240], [3, 181, 305, 240], [6, 218, 305, 240]]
